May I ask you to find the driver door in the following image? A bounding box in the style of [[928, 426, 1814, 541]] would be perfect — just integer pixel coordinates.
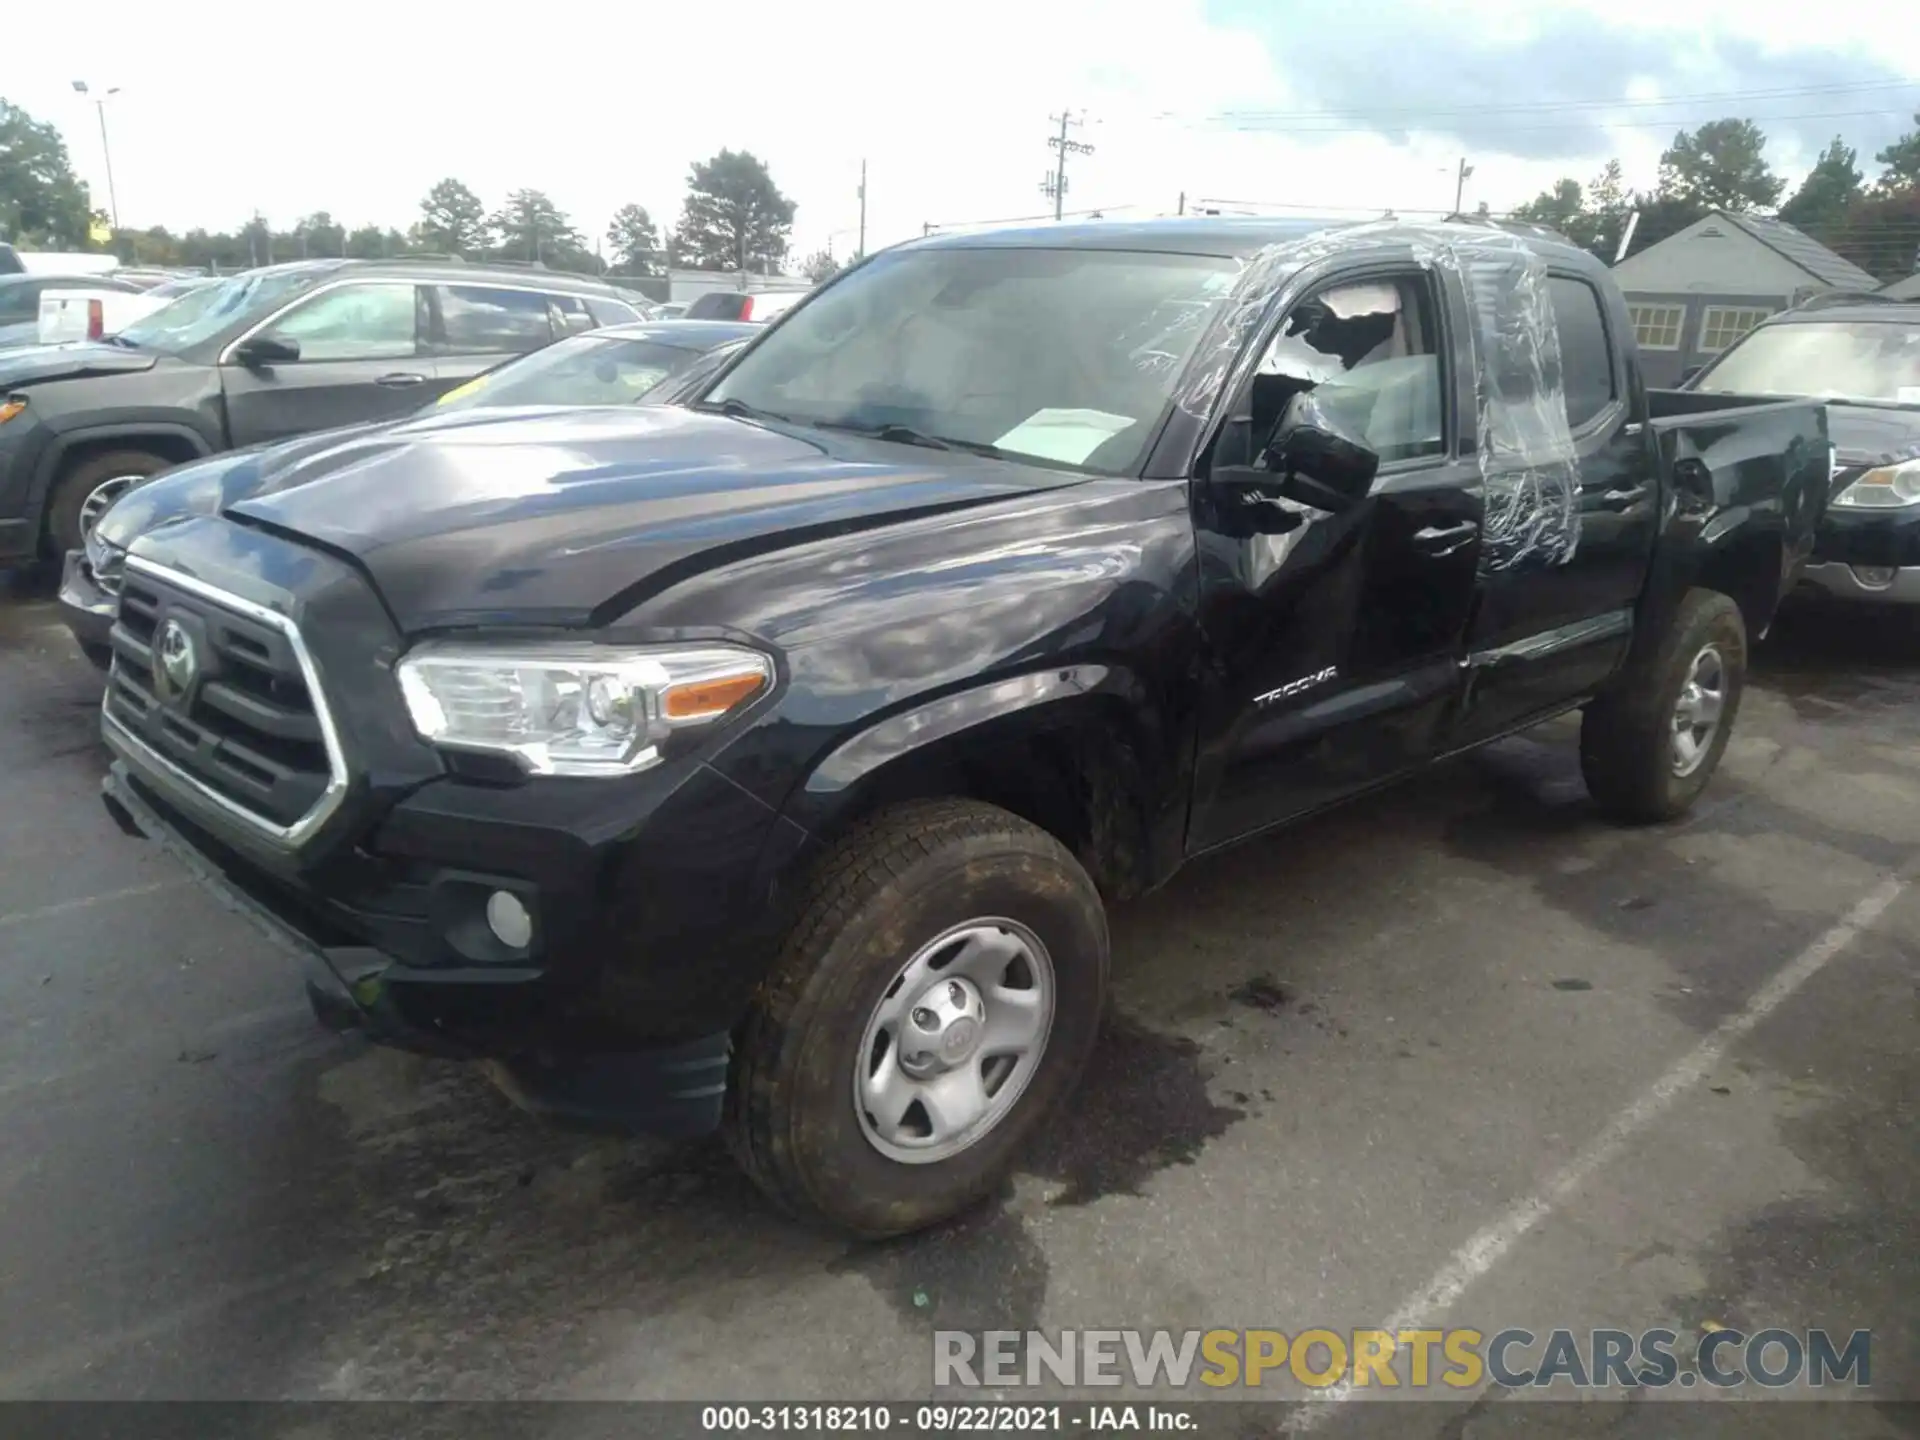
[[1187, 264, 1484, 852], [221, 281, 437, 447]]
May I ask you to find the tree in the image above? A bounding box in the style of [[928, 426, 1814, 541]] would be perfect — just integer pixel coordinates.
[[1830, 189, 1920, 281], [1779, 137, 1863, 237], [674, 149, 796, 272], [345, 223, 402, 260], [799, 249, 841, 284], [1872, 113, 1920, 195], [294, 210, 346, 258], [605, 204, 662, 275], [418, 178, 487, 256], [0, 99, 94, 248], [1656, 118, 1785, 213], [1510, 178, 1585, 235], [488, 188, 581, 265]]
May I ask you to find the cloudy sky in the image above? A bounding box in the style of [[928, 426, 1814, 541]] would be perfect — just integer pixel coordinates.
[[6, 0, 1917, 262]]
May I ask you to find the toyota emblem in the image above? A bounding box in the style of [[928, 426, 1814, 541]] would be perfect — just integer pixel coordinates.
[[155, 617, 199, 702]]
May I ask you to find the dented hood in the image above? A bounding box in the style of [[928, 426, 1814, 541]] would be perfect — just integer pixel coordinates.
[[0, 341, 158, 386], [225, 405, 1088, 632]]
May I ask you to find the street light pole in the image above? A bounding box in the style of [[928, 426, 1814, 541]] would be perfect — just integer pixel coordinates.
[[71, 81, 122, 232]]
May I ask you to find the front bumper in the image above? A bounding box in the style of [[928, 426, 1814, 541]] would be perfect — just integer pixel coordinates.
[[1794, 561, 1920, 605], [57, 548, 116, 660], [102, 760, 735, 1137]]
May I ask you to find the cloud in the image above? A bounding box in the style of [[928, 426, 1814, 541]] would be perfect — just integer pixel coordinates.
[[1206, 0, 1918, 171], [3, 0, 1913, 263]]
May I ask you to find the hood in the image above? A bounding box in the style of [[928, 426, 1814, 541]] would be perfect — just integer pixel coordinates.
[[1828, 403, 1920, 468], [0, 341, 159, 386], [224, 405, 1091, 632], [97, 405, 607, 550]]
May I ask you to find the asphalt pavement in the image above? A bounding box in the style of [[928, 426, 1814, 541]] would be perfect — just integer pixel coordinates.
[[0, 565, 1913, 1436]]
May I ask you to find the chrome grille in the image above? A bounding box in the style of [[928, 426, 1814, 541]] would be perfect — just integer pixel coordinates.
[[103, 559, 348, 845]]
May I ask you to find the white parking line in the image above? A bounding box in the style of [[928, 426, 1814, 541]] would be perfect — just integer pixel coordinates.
[[1293, 868, 1910, 1426], [0, 880, 186, 931]]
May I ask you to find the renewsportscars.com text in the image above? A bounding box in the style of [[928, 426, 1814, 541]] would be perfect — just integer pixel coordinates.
[[933, 1327, 1872, 1391]]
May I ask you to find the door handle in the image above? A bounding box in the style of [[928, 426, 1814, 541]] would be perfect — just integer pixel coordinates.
[[1412, 520, 1479, 550], [1599, 485, 1647, 510], [375, 372, 427, 388]]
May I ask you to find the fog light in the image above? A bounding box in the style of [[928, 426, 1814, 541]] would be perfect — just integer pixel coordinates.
[[1851, 564, 1898, 589], [485, 890, 533, 948]]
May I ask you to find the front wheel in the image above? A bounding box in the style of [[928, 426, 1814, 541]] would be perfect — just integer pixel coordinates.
[[1581, 589, 1747, 824], [46, 450, 169, 557], [725, 799, 1109, 1238]]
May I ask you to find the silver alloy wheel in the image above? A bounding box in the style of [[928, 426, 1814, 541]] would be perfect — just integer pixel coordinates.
[[1671, 643, 1727, 777], [77, 474, 143, 541], [854, 918, 1057, 1165]]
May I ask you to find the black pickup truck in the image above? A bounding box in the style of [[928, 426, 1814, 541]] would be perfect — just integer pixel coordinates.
[[98, 217, 1829, 1238]]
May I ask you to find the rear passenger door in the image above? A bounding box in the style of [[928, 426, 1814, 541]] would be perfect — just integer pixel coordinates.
[[220, 281, 434, 447], [1450, 271, 1658, 746], [427, 284, 564, 393]]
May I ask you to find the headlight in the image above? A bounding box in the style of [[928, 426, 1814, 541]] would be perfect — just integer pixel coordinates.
[[1833, 458, 1920, 509], [396, 641, 773, 776]]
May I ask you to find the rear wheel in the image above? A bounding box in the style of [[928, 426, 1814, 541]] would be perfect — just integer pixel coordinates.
[[725, 799, 1109, 1238], [46, 450, 169, 557], [1581, 589, 1747, 823]]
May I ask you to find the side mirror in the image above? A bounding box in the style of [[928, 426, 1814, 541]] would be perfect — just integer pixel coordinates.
[[233, 334, 299, 367], [1679, 364, 1703, 387], [1263, 391, 1379, 512]]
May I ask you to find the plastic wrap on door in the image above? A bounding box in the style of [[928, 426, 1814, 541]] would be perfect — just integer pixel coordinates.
[[1176, 219, 1581, 572]]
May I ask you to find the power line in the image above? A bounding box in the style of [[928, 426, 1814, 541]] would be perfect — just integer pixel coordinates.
[[1042, 109, 1095, 222]]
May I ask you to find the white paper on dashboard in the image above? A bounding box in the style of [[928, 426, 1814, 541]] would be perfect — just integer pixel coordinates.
[[995, 408, 1138, 464]]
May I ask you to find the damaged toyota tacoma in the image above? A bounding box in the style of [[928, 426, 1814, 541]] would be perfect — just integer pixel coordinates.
[[100, 217, 1830, 1237]]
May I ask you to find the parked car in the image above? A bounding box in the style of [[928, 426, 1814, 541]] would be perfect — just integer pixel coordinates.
[[1684, 293, 1920, 605], [683, 288, 807, 322], [653, 301, 691, 320], [0, 248, 120, 278], [60, 320, 756, 662], [96, 216, 1826, 1238], [0, 258, 649, 561], [0, 273, 150, 350], [35, 273, 215, 345]]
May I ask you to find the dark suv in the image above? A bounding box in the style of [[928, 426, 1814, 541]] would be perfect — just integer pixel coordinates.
[[0, 258, 646, 560]]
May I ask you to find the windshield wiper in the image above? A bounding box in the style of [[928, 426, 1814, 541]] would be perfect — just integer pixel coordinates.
[[815, 418, 1013, 459], [702, 396, 795, 426]]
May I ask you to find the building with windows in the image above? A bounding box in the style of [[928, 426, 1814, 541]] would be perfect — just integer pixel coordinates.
[[1610, 211, 1880, 385]]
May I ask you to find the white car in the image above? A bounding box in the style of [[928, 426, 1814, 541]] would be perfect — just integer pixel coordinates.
[[36, 275, 213, 345]]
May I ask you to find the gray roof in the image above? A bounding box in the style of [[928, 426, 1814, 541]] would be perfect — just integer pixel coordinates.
[[1715, 212, 1879, 290], [1883, 272, 1920, 300]]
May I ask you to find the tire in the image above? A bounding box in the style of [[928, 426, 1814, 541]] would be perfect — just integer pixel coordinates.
[[45, 450, 169, 557], [725, 798, 1110, 1238], [1581, 589, 1747, 824]]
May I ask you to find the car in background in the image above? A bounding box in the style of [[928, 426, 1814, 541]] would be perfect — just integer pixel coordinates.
[[0, 273, 151, 350], [0, 246, 120, 278], [653, 300, 691, 320], [0, 257, 649, 561], [683, 288, 808, 323], [58, 319, 754, 664], [36, 273, 218, 345], [1685, 293, 1920, 606]]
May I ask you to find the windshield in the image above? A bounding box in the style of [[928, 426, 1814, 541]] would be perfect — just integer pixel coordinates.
[[706, 246, 1239, 473], [435, 334, 705, 412], [1696, 319, 1920, 405], [115, 269, 316, 354]]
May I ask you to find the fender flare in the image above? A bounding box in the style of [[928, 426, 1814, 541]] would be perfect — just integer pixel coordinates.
[[29, 422, 217, 530], [764, 661, 1180, 898]]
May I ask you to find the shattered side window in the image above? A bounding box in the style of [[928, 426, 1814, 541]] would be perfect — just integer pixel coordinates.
[[1177, 220, 1581, 572], [1249, 275, 1445, 465]]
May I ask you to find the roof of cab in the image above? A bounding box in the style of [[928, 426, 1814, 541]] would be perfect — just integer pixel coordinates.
[[899, 214, 1597, 267]]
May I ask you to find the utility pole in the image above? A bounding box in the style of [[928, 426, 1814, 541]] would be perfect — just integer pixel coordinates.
[[1453, 157, 1474, 215], [1177, 191, 1186, 216], [71, 81, 121, 231], [1041, 109, 1094, 222], [857, 159, 867, 259]]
